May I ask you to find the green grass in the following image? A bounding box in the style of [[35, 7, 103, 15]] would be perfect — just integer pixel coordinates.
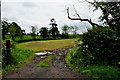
[[37, 55, 55, 67], [17, 39, 76, 52], [2, 47, 34, 74], [75, 65, 120, 79]]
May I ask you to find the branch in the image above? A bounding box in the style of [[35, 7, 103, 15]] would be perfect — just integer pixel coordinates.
[[67, 7, 102, 28]]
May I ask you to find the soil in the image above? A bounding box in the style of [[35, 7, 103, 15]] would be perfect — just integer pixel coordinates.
[[3, 47, 90, 79]]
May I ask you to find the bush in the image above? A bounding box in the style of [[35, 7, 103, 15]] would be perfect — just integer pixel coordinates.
[[82, 27, 120, 65], [2, 40, 17, 68], [67, 27, 120, 66]]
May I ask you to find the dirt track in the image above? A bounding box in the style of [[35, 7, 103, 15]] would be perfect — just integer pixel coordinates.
[[3, 48, 89, 79]]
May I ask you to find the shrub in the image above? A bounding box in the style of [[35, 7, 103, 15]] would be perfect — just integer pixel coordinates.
[[67, 27, 120, 66]]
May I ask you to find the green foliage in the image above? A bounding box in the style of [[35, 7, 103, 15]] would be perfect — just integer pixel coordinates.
[[66, 47, 81, 68], [49, 26, 60, 39], [2, 20, 10, 40], [78, 27, 120, 65], [66, 47, 120, 79], [49, 18, 60, 39], [77, 65, 120, 79], [62, 25, 69, 34], [39, 63, 49, 67], [30, 26, 36, 40], [9, 22, 23, 41], [11, 47, 33, 64], [61, 33, 69, 39], [39, 27, 49, 38], [2, 45, 34, 73], [67, 27, 120, 66], [91, 2, 120, 30], [5, 35, 41, 42], [2, 40, 16, 67], [66, 27, 120, 78], [61, 25, 69, 38]]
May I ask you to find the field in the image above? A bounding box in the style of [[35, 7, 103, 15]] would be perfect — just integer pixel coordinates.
[[17, 39, 76, 52]]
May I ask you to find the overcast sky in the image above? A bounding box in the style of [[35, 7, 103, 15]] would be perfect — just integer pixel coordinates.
[[2, 0, 103, 34]]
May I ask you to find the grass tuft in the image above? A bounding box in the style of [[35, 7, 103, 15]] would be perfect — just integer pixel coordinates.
[[37, 55, 54, 67]]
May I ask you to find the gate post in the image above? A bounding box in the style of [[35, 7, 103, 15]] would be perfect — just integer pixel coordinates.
[[6, 40, 11, 64]]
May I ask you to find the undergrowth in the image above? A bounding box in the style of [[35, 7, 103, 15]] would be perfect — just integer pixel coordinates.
[[2, 47, 34, 74], [66, 48, 120, 79]]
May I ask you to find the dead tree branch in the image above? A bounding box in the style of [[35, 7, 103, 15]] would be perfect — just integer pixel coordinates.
[[67, 7, 102, 28]]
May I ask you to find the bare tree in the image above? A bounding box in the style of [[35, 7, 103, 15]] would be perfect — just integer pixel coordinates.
[[67, 7, 103, 28]]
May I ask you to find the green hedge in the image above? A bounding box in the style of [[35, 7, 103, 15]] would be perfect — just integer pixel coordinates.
[[67, 27, 120, 66]]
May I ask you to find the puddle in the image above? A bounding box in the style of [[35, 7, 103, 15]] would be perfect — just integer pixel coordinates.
[[35, 51, 52, 56]]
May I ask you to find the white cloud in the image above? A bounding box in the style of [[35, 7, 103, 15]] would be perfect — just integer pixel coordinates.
[[1, 0, 102, 33]]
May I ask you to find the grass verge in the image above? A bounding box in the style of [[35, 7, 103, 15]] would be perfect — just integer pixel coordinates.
[[37, 55, 55, 67], [2, 47, 34, 75], [65, 48, 120, 79], [74, 65, 120, 79]]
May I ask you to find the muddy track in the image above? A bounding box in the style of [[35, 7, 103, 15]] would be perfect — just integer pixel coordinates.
[[3, 47, 90, 79]]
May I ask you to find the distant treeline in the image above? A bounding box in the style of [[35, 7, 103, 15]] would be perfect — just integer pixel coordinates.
[[2, 18, 81, 42]]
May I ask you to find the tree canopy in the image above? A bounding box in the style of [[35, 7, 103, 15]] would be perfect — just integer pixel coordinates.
[[89, 1, 120, 30], [2, 20, 10, 40], [49, 18, 60, 38], [9, 22, 23, 40], [39, 27, 49, 38]]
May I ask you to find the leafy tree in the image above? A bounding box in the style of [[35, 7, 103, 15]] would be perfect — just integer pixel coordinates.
[[62, 25, 69, 34], [30, 26, 36, 40], [1, 19, 10, 40], [49, 26, 60, 39], [89, 1, 120, 30], [69, 26, 79, 38], [88, 1, 120, 39], [62, 25, 69, 38], [70, 26, 78, 34], [39, 27, 49, 38], [9, 22, 23, 41], [49, 18, 60, 39]]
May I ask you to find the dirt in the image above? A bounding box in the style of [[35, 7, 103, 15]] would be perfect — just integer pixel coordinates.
[[3, 47, 90, 79]]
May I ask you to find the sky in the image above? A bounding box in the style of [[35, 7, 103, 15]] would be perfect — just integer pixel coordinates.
[[1, 0, 103, 34]]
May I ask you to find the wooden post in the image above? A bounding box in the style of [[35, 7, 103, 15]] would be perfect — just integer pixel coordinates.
[[6, 40, 11, 64]]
